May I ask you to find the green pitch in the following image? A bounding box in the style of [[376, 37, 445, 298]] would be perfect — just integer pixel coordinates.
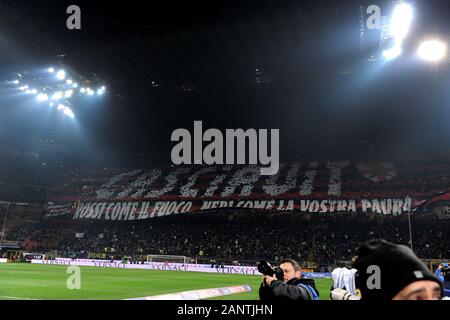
[[0, 263, 332, 300]]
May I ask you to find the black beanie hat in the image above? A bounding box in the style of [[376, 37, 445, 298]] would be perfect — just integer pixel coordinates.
[[353, 239, 443, 300]]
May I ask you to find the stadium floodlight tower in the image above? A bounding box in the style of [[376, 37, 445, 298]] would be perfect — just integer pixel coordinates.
[[8, 64, 107, 119]]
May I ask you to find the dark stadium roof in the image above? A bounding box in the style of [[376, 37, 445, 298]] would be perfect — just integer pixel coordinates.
[[1, 0, 450, 162]]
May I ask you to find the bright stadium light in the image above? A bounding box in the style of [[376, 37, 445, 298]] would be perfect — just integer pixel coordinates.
[[64, 90, 74, 98], [12, 80, 20, 84], [57, 103, 65, 110], [19, 85, 29, 91], [27, 88, 38, 95], [383, 45, 402, 60], [36, 93, 49, 101], [390, 3, 413, 42], [51, 91, 63, 100], [72, 83, 79, 88], [418, 40, 447, 62], [66, 79, 73, 85], [47, 67, 55, 73], [97, 88, 104, 95], [63, 107, 75, 119], [80, 87, 86, 93], [56, 70, 66, 80], [87, 88, 94, 96]]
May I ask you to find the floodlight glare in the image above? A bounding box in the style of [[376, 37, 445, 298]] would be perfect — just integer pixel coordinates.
[[36, 93, 49, 101], [66, 79, 73, 85], [64, 90, 74, 98], [56, 70, 66, 80], [57, 104, 65, 110], [12, 80, 20, 84], [47, 67, 55, 73], [19, 85, 29, 91], [418, 40, 447, 61], [64, 108, 75, 119], [391, 3, 413, 42], [80, 88, 86, 93], [72, 83, 79, 88], [383, 45, 402, 60], [30, 89, 38, 95], [51, 92, 63, 100], [97, 89, 104, 95]]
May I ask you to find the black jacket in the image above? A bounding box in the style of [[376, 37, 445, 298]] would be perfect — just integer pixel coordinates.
[[259, 277, 319, 301]]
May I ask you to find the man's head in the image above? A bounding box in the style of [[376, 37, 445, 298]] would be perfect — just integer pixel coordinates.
[[392, 280, 442, 300], [353, 240, 443, 300], [279, 259, 302, 282]]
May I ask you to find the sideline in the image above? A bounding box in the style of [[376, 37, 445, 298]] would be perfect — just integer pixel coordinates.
[[125, 284, 253, 300]]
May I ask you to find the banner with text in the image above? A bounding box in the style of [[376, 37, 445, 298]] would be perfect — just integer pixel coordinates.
[[60, 197, 417, 221]]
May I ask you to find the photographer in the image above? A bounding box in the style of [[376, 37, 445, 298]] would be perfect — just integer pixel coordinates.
[[259, 259, 319, 301], [435, 263, 450, 297], [434, 263, 447, 283]]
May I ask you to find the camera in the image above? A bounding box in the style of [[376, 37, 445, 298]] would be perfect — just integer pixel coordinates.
[[330, 288, 360, 300], [257, 260, 284, 281]]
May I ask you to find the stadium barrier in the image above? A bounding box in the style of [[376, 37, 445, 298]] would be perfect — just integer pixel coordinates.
[[31, 258, 331, 278], [0, 258, 7, 263]]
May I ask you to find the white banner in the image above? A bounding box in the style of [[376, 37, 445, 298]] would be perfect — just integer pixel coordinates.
[[68, 197, 414, 221]]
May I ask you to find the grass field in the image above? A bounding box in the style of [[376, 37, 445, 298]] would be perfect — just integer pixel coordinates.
[[0, 263, 332, 300]]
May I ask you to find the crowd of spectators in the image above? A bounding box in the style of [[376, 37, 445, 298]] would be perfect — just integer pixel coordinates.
[[2, 153, 450, 270], [40, 156, 450, 203], [8, 210, 450, 270], [1, 152, 450, 204]]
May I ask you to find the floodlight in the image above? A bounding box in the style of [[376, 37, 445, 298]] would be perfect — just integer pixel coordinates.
[[418, 40, 447, 61], [52, 92, 63, 100], [65, 90, 74, 98], [56, 70, 66, 80], [63, 107, 75, 119], [36, 93, 49, 101]]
